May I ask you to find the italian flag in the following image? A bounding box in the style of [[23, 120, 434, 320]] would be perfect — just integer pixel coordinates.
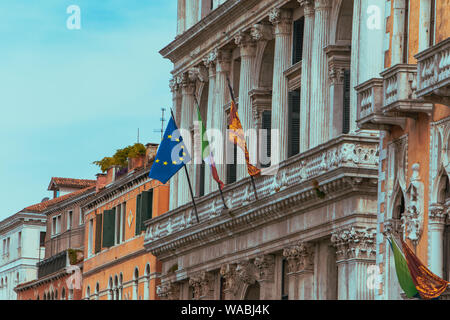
[[197, 107, 225, 190]]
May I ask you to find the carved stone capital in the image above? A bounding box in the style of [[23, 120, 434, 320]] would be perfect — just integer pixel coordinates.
[[254, 254, 275, 282], [268, 8, 292, 35], [203, 48, 218, 76], [220, 263, 239, 295], [429, 204, 446, 224], [314, 0, 332, 10], [157, 281, 180, 300], [188, 271, 214, 300], [329, 65, 345, 85], [188, 66, 208, 83], [236, 260, 257, 285], [331, 227, 376, 261], [181, 73, 196, 95], [216, 49, 232, 73], [298, 0, 314, 16], [283, 241, 314, 273], [382, 218, 403, 239], [235, 31, 256, 57]]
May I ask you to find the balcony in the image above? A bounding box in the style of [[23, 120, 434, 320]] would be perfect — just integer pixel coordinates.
[[144, 135, 379, 259], [415, 37, 450, 106], [356, 78, 406, 130], [380, 64, 433, 116]]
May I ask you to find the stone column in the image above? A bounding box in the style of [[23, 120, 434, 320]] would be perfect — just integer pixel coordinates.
[[309, 0, 331, 148], [428, 203, 448, 278], [298, 1, 315, 153], [235, 31, 257, 181], [418, 0, 432, 51], [254, 254, 276, 300], [391, 0, 407, 65], [203, 49, 218, 194], [178, 73, 196, 206], [283, 242, 315, 300], [189, 271, 215, 300], [157, 281, 181, 300], [169, 77, 182, 210], [213, 49, 232, 187], [220, 263, 239, 300], [269, 8, 293, 164], [177, 0, 186, 36], [185, 0, 199, 30], [331, 227, 377, 300]]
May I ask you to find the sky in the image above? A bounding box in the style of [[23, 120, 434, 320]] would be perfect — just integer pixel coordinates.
[[0, 0, 177, 220]]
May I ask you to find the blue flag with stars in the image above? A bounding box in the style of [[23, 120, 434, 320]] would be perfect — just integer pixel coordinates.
[[149, 116, 191, 184]]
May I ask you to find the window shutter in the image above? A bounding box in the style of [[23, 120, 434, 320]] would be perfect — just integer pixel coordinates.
[[342, 69, 351, 134], [95, 213, 102, 253], [261, 111, 271, 168], [288, 89, 300, 157], [102, 209, 115, 248], [140, 191, 153, 233], [292, 17, 305, 64], [135, 194, 142, 236]]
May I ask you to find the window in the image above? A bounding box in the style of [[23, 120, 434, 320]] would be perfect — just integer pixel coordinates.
[[261, 111, 272, 168], [292, 17, 305, 65], [115, 207, 121, 245], [288, 89, 300, 158], [39, 232, 46, 247], [120, 203, 126, 243], [403, 0, 409, 63], [133, 267, 139, 300], [102, 209, 115, 248], [281, 259, 289, 300], [6, 237, 10, 255], [62, 288, 66, 300], [430, 0, 435, 47], [342, 69, 351, 134], [57, 215, 61, 234], [86, 286, 90, 300], [95, 212, 103, 253], [95, 282, 100, 300], [136, 191, 153, 236], [52, 215, 61, 235], [88, 219, 94, 257], [67, 210, 73, 230], [79, 208, 83, 225], [144, 264, 151, 300]]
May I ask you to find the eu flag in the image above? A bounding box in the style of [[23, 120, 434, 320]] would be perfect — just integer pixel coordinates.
[[149, 116, 191, 184]]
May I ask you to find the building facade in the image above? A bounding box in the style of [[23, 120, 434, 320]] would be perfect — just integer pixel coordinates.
[[81, 145, 169, 300], [15, 179, 96, 300], [0, 212, 46, 300], [144, 0, 389, 300], [354, 0, 450, 299]]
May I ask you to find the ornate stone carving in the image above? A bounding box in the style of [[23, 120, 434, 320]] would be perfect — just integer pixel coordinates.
[[314, 0, 331, 10], [188, 66, 208, 83], [220, 263, 239, 295], [250, 23, 273, 41], [329, 65, 345, 85], [270, 169, 289, 194], [236, 260, 256, 285], [331, 227, 376, 261], [189, 271, 214, 300], [157, 281, 180, 300], [382, 218, 403, 238], [403, 163, 424, 246], [268, 8, 292, 34], [254, 254, 275, 281], [283, 241, 315, 273], [429, 203, 446, 224]]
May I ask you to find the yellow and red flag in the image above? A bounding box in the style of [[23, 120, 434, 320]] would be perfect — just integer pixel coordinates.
[[228, 100, 261, 177]]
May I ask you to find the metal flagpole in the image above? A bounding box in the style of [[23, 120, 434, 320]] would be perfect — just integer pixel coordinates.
[[193, 95, 228, 209], [226, 77, 259, 201], [170, 108, 200, 223]]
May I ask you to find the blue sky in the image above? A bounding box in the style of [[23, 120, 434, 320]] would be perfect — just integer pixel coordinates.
[[0, 1, 177, 220]]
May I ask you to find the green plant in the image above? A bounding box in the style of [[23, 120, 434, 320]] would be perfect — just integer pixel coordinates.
[[93, 143, 146, 172], [68, 249, 83, 265]]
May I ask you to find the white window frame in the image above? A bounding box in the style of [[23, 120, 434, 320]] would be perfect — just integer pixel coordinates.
[[67, 210, 73, 231]]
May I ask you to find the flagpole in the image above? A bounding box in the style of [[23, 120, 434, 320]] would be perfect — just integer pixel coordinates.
[[226, 77, 259, 201], [193, 95, 228, 209], [170, 108, 200, 223]]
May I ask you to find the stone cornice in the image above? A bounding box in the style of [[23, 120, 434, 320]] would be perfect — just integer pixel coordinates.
[[160, 0, 291, 76], [144, 135, 379, 259]]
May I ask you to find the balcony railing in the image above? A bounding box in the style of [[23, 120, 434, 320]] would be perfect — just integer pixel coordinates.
[[415, 37, 450, 105], [380, 64, 433, 115], [356, 78, 406, 130], [144, 135, 379, 257]]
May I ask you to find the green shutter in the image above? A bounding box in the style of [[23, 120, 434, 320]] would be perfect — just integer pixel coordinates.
[[95, 213, 102, 253], [135, 194, 142, 236], [102, 209, 115, 248], [140, 190, 153, 232]]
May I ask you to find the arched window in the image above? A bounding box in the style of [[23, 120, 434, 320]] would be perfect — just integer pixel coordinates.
[[36, 294, 39, 300], [95, 282, 100, 300], [62, 287, 66, 300], [393, 191, 406, 240], [86, 286, 91, 300], [55, 289, 58, 300], [16, 272, 19, 284], [119, 273, 123, 300], [133, 267, 139, 300], [50, 291, 54, 300], [114, 275, 119, 300], [108, 277, 113, 300], [144, 264, 151, 300]]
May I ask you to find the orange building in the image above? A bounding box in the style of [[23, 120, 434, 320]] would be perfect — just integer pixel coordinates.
[[355, 0, 449, 299], [81, 144, 169, 300], [15, 179, 96, 300]]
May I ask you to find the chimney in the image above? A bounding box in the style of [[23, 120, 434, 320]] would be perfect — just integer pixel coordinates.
[[145, 143, 159, 167], [105, 165, 120, 186], [96, 173, 107, 192], [128, 155, 145, 172]]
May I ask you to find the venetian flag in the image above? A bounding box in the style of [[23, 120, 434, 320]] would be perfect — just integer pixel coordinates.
[[197, 107, 225, 190], [389, 236, 450, 299], [228, 100, 261, 177]]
